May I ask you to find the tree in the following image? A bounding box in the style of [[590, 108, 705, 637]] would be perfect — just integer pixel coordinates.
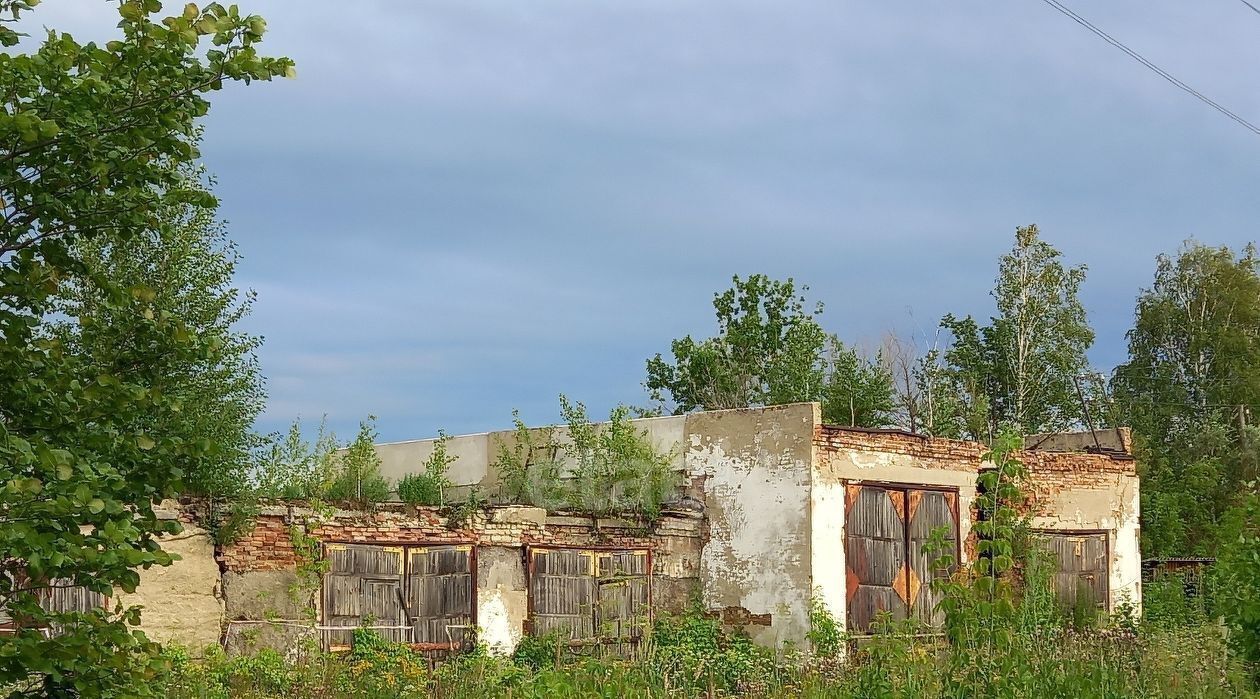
[[326, 417, 392, 509], [646, 274, 828, 413], [1111, 241, 1260, 556], [938, 225, 1094, 437], [51, 158, 265, 498], [0, 2, 291, 695], [820, 338, 896, 428], [645, 274, 896, 428]]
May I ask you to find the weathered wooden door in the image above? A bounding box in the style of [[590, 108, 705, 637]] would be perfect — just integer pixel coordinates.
[[1036, 532, 1109, 614], [407, 545, 474, 647], [528, 548, 596, 640], [528, 547, 651, 645], [907, 490, 958, 628], [323, 544, 407, 647], [846, 484, 959, 633], [594, 551, 650, 641], [845, 485, 909, 633]]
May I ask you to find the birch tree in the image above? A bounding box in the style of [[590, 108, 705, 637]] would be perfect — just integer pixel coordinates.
[[939, 225, 1094, 437]]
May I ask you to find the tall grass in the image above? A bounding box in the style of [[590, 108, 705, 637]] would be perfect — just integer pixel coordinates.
[[160, 610, 1254, 699]]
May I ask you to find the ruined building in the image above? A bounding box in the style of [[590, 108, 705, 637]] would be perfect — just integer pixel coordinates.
[[39, 403, 1141, 655]]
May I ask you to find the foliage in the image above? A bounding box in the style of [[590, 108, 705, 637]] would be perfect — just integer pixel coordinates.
[[930, 431, 1028, 666], [493, 410, 564, 509], [648, 609, 778, 695], [0, 1, 290, 695], [1112, 242, 1260, 556], [160, 616, 1256, 698], [495, 397, 680, 520], [398, 431, 457, 506], [325, 417, 392, 509], [51, 156, 265, 498], [253, 418, 340, 500], [934, 225, 1094, 439], [806, 595, 845, 659], [557, 396, 678, 521], [645, 274, 897, 429], [820, 338, 897, 428], [209, 495, 262, 546], [1216, 486, 1260, 676], [646, 274, 828, 414], [441, 487, 486, 531]]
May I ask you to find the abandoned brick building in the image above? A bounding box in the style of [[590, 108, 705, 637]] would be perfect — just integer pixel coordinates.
[[56, 402, 1141, 655]]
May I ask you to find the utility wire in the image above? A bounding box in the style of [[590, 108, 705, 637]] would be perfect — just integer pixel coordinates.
[[1238, 0, 1260, 17], [1037, 0, 1260, 137]]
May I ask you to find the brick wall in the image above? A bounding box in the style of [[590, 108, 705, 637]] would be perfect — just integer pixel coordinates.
[[814, 424, 1135, 479], [814, 425, 983, 472], [216, 503, 703, 578]]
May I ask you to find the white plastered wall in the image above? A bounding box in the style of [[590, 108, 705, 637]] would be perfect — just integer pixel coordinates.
[[813, 440, 980, 633], [690, 403, 816, 648], [1028, 472, 1142, 615]]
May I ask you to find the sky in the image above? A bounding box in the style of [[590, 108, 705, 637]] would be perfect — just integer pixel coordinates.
[[28, 1, 1260, 442]]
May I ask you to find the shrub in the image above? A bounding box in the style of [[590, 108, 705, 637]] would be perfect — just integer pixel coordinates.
[[398, 431, 457, 506], [326, 417, 392, 508]]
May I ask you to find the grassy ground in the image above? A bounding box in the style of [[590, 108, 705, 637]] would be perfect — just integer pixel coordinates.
[[160, 613, 1255, 699]]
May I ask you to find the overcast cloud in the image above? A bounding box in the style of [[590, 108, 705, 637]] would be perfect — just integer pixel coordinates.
[[28, 1, 1260, 441]]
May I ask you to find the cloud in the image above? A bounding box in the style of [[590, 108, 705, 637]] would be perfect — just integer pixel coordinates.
[[16, 0, 1260, 441]]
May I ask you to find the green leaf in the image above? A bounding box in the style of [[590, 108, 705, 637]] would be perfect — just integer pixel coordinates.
[[88, 499, 105, 514], [137, 435, 156, 450]]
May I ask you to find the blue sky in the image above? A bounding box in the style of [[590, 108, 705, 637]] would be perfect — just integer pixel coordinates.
[[34, 1, 1260, 441]]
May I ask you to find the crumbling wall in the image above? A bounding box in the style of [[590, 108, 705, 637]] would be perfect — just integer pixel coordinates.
[[1021, 451, 1141, 614], [689, 403, 817, 648], [116, 508, 223, 654], [213, 503, 703, 656], [812, 426, 983, 632]]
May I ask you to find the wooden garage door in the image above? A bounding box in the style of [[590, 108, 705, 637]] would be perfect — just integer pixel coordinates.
[[594, 551, 650, 641], [845, 485, 908, 633], [322, 544, 407, 647], [529, 548, 595, 640], [407, 546, 474, 646], [845, 484, 959, 633], [1035, 532, 1109, 615], [528, 548, 650, 644], [908, 490, 958, 627]]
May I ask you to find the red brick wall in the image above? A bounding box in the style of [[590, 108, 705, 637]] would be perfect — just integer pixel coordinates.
[[216, 505, 702, 577], [814, 425, 1135, 478]]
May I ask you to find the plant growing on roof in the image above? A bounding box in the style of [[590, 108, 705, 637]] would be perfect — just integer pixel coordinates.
[[493, 410, 565, 509], [326, 417, 391, 509], [398, 430, 457, 506]]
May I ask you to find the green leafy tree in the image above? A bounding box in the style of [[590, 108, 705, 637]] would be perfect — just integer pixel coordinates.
[[1112, 241, 1260, 556], [1216, 485, 1260, 677], [820, 339, 896, 428], [397, 431, 457, 506], [645, 274, 827, 413], [0, 1, 291, 694], [326, 417, 392, 509], [51, 157, 264, 498], [645, 274, 896, 428], [939, 225, 1094, 438], [254, 417, 339, 500]]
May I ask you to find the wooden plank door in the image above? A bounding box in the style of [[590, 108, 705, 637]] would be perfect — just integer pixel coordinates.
[[845, 485, 909, 633], [1036, 532, 1109, 615], [907, 489, 958, 628], [407, 546, 474, 647], [528, 548, 595, 640], [595, 550, 650, 642], [322, 544, 406, 648]]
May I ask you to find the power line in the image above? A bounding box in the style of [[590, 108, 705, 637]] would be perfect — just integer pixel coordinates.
[[1036, 0, 1260, 137], [1238, 0, 1260, 17]]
